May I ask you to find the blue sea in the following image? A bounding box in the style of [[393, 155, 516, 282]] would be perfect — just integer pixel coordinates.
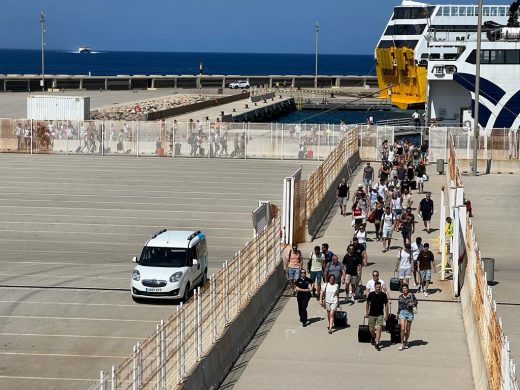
[[0, 49, 375, 76]]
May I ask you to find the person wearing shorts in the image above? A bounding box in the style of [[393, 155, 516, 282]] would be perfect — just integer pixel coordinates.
[[397, 284, 418, 350], [321, 274, 339, 334], [284, 244, 302, 291], [342, 245, 361, 302], [419, 193, 434, 233], [336, 178, 349, 216], [366, 281, 389, 350], [417, 243, 435, 296], [308, 246, 324, 299], [395, 244, 413, 288], [363, 162, 374, 194], [381, 206, 394, 252]]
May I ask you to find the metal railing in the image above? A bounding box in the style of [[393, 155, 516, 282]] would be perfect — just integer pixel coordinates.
[[444, 134, 518, 390], [0, 118, 349, 161], [305, 129, 359, 219], [88, 209, 281, 390]]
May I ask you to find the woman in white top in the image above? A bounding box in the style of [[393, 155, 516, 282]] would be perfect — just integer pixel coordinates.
[[320, 274, 339, 334], [354, 225, 367, 249]]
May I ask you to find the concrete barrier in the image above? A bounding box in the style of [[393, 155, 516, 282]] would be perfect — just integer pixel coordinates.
[[179, 261, 287, 390], [145, 92, 250, 121], [307, 151, 361, 239]]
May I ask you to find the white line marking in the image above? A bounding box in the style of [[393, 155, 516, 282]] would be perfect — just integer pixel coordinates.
[[0, 315, 158, 323], [0, 220, 252, 231], [0, 238, 237, 248], [0, 332, 139, 340], [0, 352, 127, 358], [0, 204, 249, 215], [0, 273, 128, 280], [0, 253, 134, 261], [0, 375, 96, 382], [0, 300, 137, 307]]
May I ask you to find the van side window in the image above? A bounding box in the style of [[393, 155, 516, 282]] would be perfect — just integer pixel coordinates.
[[187, 247, 196, 266], [197, 240, 207, 259]]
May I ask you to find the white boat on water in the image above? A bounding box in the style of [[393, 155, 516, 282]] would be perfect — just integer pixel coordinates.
[[426, 2, 520, 130], [375, 0, 511, 109], [78, 46, 92, 54]]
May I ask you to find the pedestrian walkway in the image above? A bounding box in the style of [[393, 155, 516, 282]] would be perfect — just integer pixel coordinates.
[[222, 164, 474, 390]]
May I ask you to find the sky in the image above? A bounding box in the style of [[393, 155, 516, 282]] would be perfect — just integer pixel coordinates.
[[0, 0, 511, 54]]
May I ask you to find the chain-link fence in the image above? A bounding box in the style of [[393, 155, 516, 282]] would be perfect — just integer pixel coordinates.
[[87, 208, 281, 390]]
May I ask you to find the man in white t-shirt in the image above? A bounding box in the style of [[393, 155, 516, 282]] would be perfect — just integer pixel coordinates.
[[381, 206, 394, 252], [395, 243, 413, 288], [410, 237, 424, 289], [364, 270, 390, 299]]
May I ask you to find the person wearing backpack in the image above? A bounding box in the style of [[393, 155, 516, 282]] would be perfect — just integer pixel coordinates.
[[308, 246, 324, 299], [397, 283, 418, 350], [284, 244, 302, 292]]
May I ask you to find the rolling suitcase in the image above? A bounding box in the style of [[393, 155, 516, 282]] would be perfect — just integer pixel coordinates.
[[334, 307, 348, 328], [385, 313, 397, 333], [358, 318, 372, 343], [391, 326, 401, 343], [411, 180, 417, 190], [354, 284, 365, 300], [390, 272, 400, 292]]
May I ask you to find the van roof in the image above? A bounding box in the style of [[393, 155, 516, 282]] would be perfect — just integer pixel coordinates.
[[146, 230, 204, 249]]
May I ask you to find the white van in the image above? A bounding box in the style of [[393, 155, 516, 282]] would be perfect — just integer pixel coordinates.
[[131, 230, 208, 302]]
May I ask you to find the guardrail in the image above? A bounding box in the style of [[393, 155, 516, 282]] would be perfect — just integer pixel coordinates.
[[444, 134, 518, 390], [88, 209, 282, 390]]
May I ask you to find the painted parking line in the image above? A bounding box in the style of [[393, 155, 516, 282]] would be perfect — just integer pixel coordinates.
[[0, 300, 137, 308], [0, 352, 127, 359], [0, 255, 134, 263], [0, 375, 96, 382], [0, 315, 158, 323], [0, 238, 239, 248], [0, 332, 140, 340], [0, 273, 128, 280]]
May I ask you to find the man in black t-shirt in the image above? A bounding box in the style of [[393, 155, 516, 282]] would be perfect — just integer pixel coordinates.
[[342, 245, 362, 302], [365, 281, 389, 350], [336, 178, 350, 216]]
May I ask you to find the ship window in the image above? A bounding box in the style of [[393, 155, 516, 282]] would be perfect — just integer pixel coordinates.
[[392, 6, 435, 19], [499, 7, 507, 16], [505, 50, 520, 64], [443, 7, 450, 16], [474, 6, 479, 16], [436, 7, 442, 16], [491, 7, 498, 17], [459, 7, 466, 17], [451, 7, 458, 16], [482, 50, 491, 63], [384, 24, 426, 36], [490, 50, 504, 63], [466, 50, 476, 64], [483, 7, 490, 17], [377, 40, 418, 49], [467, 7, 474, 16]]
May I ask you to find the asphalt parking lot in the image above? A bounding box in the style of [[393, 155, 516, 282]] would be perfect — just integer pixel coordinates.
[[0, 154, 317, 389]]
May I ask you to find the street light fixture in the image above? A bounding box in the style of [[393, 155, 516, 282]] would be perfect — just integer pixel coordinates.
[[40, 11, 46, 91], [314, 21, 319, 89]]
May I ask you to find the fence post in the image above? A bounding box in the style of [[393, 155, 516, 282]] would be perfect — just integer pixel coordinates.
[[155, 322, 161, 390], [100, 370, 105, 390], [177, 304, 185, 383], [111, 365, 116, 390], [132, 344, 138, 390], [196, 287, 202, 359], [245, 122, 248, 159], [30, 119, 33, 154], [101, 122, 105, 156], [237, 251, 241, 309], [224, 261, 229, 324], [256, 240, 261, 287], [281, 123, 284, 160], [136, 121, 140, 157], [210, 274, 216, 343]]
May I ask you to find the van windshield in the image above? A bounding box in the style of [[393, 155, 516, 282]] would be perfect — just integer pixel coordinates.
[[139, 247, 188, 268]]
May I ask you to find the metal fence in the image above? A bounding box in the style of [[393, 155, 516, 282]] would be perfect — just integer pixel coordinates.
[[305, 129, 359, 219], [443, 134, 518, 390], [88, 209, 281, 390], [0, 118, 349, 161]]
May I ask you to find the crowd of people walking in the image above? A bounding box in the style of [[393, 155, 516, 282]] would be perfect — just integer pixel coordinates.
[[285, 138, 436, 352]]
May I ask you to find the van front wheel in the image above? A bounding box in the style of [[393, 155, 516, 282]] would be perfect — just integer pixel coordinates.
[[181, 283, 191, 303]]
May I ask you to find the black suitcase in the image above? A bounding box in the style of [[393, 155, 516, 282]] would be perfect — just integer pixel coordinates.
[[390, 272, 400, 292], [354, 284, 365, 300], [390, 326, 401, 343], [358, 318, 372, 343], [411, 180, 417, 190], [334, 307, 347, 328], [385, 313, 397, 333]]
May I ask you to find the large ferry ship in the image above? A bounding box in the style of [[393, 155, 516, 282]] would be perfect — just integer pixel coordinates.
[[426, 4, 520, 130], [375, 0, 510, 109]]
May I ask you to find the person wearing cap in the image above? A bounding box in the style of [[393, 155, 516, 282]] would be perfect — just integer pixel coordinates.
[[354, 183, 366, 203]]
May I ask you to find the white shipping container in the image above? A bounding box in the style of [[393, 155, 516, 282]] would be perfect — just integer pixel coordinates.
[[27, 95, 90, 121]]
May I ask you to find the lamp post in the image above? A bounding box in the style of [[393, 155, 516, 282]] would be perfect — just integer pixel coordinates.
[[314, 21, 319, 89], [40, 11, 46, 91], [473, 0, 483, 175]]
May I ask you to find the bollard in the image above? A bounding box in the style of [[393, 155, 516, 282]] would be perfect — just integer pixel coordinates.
[[481, 257, 495, 283], [437, 158, 445, 174]]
